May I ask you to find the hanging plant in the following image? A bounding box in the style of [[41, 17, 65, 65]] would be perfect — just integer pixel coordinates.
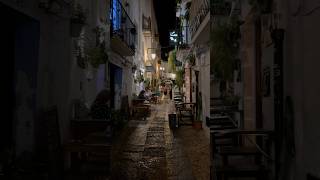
[[168, 50, 176, 73], [135, 72, 144, 83], [186, 54, 196, 66], [86, 46, 108, 69]]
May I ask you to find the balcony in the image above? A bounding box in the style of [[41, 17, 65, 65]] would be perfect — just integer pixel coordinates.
[[142, 14, 151, 31], [189, 0, 210, 43], [177, 25, 191, 48], [110, 0, 136, 56]]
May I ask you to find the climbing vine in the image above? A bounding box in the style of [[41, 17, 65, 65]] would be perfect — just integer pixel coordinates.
[[210, 16, 241, 81]]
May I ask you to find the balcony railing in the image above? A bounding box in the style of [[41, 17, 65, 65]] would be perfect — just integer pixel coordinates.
[[189, 0, 210, 39], [110, 0, 136, 53], [142, 14, 151, 31], [177, 26, 190, 47]]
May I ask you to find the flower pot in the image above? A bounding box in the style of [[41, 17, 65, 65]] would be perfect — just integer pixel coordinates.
[[193, 121, 202, 129], [70, 22, 84, 37]]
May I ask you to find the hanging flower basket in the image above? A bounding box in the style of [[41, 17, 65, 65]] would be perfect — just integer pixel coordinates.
[[86, 46, 108, 69], [186, 54, 196, 66]]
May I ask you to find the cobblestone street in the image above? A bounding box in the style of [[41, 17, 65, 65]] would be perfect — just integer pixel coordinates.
[[110, 101, 209, 180]]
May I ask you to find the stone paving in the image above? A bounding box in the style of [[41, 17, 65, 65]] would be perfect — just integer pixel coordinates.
[[110, 101, 209, 180]]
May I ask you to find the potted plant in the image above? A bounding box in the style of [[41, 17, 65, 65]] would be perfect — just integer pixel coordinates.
[[175, 68, 184, 91], [70, 2, 87, 37]]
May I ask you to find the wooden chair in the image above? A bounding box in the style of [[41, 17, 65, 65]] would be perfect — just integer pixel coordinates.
[[177, 102, 196, 126]]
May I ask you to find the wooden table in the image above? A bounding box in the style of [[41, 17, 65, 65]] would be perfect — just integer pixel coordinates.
[[64, 132, 112, 173]]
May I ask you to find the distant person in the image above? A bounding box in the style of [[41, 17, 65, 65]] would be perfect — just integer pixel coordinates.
[[145, 88, 152, 100]]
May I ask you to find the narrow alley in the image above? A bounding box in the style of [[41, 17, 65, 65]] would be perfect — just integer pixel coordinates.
[[110, 100, 209, 180], [1, 0, 320, 180]]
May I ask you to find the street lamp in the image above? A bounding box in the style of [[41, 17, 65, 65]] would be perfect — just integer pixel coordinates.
[[151, 53, 156, 60]]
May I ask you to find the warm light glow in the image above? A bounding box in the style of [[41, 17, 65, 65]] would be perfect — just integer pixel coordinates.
[[172, 73, 176, 79], [151, 53, 156, 60]]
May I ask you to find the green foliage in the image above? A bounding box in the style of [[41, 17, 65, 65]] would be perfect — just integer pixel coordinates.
[[186, 54, 195, 65], [135, 72, 144, 83], [86, 46, 108, 69], [210, 16, 241, 81], [175, 68, 185, 89], [168, 50, 176, 73]]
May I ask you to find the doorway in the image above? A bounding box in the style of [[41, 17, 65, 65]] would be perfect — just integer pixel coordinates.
[[0, 3, 40, 159], [109, 63, 123, 109]]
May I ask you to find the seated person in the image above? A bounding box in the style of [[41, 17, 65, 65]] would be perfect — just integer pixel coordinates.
[[89, 90, 111, 120], [138, 90, 146, 99], [144, 88, 152, 100]]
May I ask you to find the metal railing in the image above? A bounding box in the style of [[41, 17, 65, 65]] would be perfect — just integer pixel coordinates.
[[178, 25, 190, 46], [189, 0, 210, 39], [110, 0, 136, 51]]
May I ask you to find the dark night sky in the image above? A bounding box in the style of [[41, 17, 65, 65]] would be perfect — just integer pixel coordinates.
[[153, 0, 176, 47]]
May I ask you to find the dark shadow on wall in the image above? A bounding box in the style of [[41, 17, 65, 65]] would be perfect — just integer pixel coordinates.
[[0, 2, 40, 178]]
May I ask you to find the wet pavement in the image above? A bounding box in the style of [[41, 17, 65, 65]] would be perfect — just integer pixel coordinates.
[[110, 101, 209, 180]]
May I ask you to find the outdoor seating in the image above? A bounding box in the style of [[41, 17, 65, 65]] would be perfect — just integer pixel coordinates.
[[64, 101, 113, 179], [131, 99, 151, 120]]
